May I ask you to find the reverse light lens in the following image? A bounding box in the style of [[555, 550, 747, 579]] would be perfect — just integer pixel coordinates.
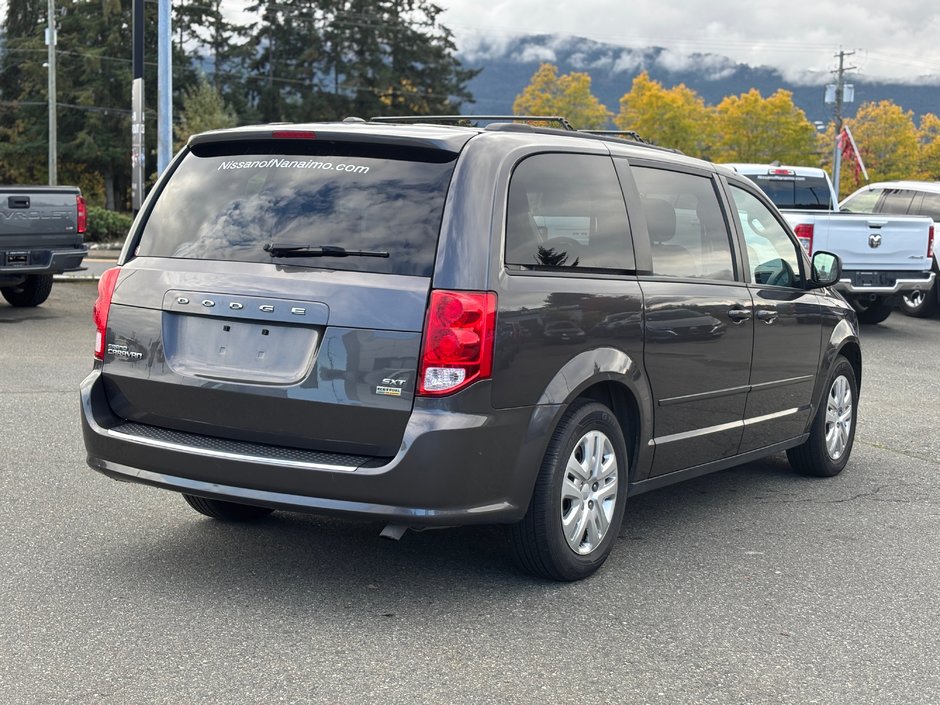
[[76, 195, 87, 234], [793, 223, 814, 255], [418, 290, 496, 396], [93, 266, 121, 360]]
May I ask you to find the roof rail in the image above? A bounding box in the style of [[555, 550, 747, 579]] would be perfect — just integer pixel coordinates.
[[579, 129, 648, 144], [370, 115, 577, 131]]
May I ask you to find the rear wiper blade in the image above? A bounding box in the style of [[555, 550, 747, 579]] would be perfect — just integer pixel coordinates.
[[264, 243, 390, 258]]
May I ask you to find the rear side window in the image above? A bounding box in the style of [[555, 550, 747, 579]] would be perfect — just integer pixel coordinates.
[[136, 140, 457, 277], [505, 154, 634, 271], [745, 174, 833, 210], [632, 166, 736, 281], [914, 192, 940, 221]]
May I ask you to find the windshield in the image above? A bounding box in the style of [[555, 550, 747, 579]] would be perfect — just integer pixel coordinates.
[[744, 174, 833, 210], [136, 140, 457, 277]]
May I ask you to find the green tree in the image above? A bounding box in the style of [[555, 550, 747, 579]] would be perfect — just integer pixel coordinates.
[[713, 89, 817, 164], [615, 71, 713, 156], [174, 77, 238, 149], [512, 63, 611, 130]]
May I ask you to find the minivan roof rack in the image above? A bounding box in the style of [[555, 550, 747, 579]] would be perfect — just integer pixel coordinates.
[[370, 115, 577, 131], [579, 129, 648, 143]]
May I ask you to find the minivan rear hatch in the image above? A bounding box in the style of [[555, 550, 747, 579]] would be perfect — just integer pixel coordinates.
[[100, 128, 465, 458]]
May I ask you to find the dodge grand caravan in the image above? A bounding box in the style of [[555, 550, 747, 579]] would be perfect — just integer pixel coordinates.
[[81, 118, 861, 581]]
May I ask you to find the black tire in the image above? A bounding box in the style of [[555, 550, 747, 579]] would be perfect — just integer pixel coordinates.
[[509, 400, 628, 581], [1, 274, 53, 307], [899, 282, 938, 318], [787, 356, 858, 477], [182, 494, 275, 521], [852, 298, 893, 325]]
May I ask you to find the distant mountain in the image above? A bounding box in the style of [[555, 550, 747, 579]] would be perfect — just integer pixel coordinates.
[[458, 35, 940, 127]]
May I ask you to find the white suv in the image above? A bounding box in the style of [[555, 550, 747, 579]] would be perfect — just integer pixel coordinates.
[[842, 181, 940, 317]]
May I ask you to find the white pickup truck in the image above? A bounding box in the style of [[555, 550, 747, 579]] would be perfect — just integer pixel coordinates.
[[722, 164, 935, 324]]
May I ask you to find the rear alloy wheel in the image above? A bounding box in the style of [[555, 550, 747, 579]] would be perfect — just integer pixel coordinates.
[[182, 494, 275, 521], [899, 282, 938, 318], [787, 356, 858, 477], [851, 298, 893, 325], [510, 400, 628, 581], [1, 274, 53, 307]]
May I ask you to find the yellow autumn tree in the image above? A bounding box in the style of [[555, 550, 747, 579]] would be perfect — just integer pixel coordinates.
[[615, 72, 713, 157], [917, 113, 940, 181], [712, 89, 817, 165], [512, 63, 611, 130], [844, 100, 920, 183]]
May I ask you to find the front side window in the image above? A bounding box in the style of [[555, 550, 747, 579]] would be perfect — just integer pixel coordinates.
[[840, 188, 882, 213], [632, 166, 736, 281], [915, 192, 940, 221], [505, 154, 634, 271], [136, 140, 457, 277], [730, 185, 804, 288]]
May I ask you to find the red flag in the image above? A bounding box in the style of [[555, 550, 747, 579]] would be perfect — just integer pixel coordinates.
[[839, 126, 869, 185]]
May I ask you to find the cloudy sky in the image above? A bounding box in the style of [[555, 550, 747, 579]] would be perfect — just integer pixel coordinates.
[[435, 0, 940, 84]]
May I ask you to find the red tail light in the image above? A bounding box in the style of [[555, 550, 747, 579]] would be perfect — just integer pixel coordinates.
[[76, 195, 87, 234], [793, 223, 814, 255], [418, 290, 497, 396], [93, 267, 121, 360], [928, 225, 935, 259]]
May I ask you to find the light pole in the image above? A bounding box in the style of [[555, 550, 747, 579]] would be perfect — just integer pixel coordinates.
[[46, 0, 57, 186]]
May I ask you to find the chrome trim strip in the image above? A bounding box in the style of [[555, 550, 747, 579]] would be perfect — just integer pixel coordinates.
[[837, 271, 935, 295], [659, 385, 750, 407], [749, 375, 815, 391], [106, 429, 361, 473], [650, 407, 801, 446]]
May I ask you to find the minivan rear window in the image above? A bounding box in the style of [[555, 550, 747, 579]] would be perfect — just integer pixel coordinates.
[[135, 140, 458, 277]]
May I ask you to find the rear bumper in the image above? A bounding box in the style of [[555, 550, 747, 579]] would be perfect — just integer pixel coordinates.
[[836, 271, 935, 296], [0, 246, 87, 275], [80, 370, 552, 526]]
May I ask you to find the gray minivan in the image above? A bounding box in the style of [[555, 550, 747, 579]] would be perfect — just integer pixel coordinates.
[[81, 119, 860, 580]]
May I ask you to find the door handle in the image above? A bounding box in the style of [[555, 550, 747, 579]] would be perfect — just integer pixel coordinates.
[[756, 309, 778, 324], [727, 308, 752, 323]]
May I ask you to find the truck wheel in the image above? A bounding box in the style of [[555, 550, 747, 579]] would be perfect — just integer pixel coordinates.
[[899, 283, 938, 318], [852, 299, 892, 324], [509, 400, 628, 581], [182, 494, 275, 521], [787, 356, 857, 477], [1, 274, 54, 307]]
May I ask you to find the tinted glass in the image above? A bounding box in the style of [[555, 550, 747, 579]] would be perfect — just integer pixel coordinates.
[[505, 154, 634, 271], [745, 174, 833, 210], [879, 189, 916, 215], [632, 166, 735, 281], [915, 192, 940, 221], [136, 141, 457, 277], [730, 185, 804, 288], [840, 188, 882, 213]]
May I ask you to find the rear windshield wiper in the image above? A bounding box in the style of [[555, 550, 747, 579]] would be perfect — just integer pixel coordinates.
[[264, 243, 390, 258]]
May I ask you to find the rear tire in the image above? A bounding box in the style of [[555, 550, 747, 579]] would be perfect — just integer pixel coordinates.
[[851, 298, 892, 325], [787, 356, 858, 477], [899, 283, 938, 318], [1, 274, 53, 307], [510, 400, 628, 581], [182, 494, 275, 521]]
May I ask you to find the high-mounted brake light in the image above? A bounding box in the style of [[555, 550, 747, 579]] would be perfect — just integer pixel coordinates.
[[272, 130, 317, 139], [793, 223, 814, 255], [76, 195, 87, 234], [769, 168, 796, 176], [418, 290, 497, 396], [928, 225, 935, 260], [93, 266, 121, 360]]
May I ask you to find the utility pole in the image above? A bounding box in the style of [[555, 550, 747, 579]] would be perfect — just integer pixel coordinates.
[[829, 49, 857, 198], [131, 0, 145, 211], [157, 0, 172, 175], [46, 0, 57, 186]]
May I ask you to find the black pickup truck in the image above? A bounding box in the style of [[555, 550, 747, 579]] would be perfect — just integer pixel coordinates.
[[0, 186, 88, 306]]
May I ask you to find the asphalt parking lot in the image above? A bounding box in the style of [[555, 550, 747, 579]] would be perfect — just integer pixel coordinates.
[[1, 282, 938, 705]]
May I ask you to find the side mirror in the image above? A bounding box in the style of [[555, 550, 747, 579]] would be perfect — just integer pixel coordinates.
[[811, 251, 842, 288]]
